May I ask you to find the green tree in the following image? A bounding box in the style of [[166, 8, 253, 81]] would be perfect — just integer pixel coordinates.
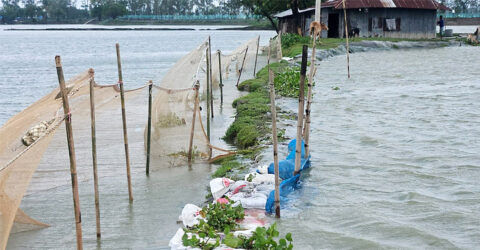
[[238, 0, 314, 34], [103, 0, 127, 19]]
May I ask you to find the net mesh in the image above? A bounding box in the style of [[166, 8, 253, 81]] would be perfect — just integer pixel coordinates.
[[0, 37, 261, 248]]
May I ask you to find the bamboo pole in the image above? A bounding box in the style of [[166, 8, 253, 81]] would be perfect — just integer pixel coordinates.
[[208, 36, 214, 119], [188, 81, 200, 163], [253, 35, 260, 77], [205, 48, 211, 143], [146, 80, 153, 175], [88, 68, 101, 239], [294, 46, 308, 176], [267, 46, 280, 218], [315, 0, 322, 22], [115, 43, 133, 202], [217, 50, 224, 105], [236, 46, 248, 87], [342, 0, 351, 79], [304, 34, 318, 158], [55, 55, 83, 249]]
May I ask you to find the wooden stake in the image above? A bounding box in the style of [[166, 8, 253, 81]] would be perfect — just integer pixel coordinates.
[[236, 46, 248, 87], [253, 35, 260, 77], [205, 48, 211, 143], [217, 50, 223, 105], [294, 46, 308, 176], [342, 0, 351, 78], [304, 34, 318, 158], [267, 47, 280, 218], [116, 43, 133, 202], [55, 55, 83, 249], [188, 81, 200, 163], [88, 69, 101, 239], [208, 36, 214, 119], [146, 80, 153, 175]]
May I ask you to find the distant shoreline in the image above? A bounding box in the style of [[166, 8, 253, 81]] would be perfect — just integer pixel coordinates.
[[3, 25, 274, 31]]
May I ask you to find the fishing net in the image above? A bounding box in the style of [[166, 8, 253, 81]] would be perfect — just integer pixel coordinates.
[[0, 36, 264, 248], [269, 34, 283, 60], [210, 36, 259, 87]]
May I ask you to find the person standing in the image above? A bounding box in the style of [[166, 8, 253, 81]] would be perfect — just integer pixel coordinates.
[[437, 15, 445, 38]]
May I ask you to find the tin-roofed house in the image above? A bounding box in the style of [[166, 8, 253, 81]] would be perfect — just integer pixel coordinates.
[[275, 0, 449, 39]]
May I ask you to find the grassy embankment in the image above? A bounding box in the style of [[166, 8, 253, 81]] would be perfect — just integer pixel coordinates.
[[211, 56, 311, 181]]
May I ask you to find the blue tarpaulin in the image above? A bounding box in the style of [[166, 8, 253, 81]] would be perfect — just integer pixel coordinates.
[[265, 139, 311, 213]]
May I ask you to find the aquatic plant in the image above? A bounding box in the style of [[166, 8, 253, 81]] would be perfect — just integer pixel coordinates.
[[223, 223, 294, 250], [274, 67, 310, 98]]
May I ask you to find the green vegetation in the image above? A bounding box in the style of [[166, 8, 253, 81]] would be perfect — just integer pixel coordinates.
[[224, 61, 290, 149], [274, 67, 310, 98], [182, 200, 294, 250], [224, 223, 293, 249], [211, 156, 245, 180]]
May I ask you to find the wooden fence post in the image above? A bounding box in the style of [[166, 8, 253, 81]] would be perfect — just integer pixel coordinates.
[[267, 46, 280, 218], [253, 35, 260, 77], [294, 46, 308, 176], [146, 80, 153, 175], [236, 47, 248, 87], [55, 55, 83, 249], [115, 43, 133, 202], [217, 50, 223, 105], [188, 81, 200, 163], [205, 48, 211, 143], [208, 36, 214, 118], [342, 0, 351, 78], [304, 34, 318, 158], [88, 68, 101, 239]]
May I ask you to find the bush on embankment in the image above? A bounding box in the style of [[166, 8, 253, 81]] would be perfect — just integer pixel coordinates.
[[224, 61, 288, 149]]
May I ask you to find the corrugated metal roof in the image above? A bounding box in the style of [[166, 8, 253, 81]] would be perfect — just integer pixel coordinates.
[[321, 0, 448, 10], [274, 8, 316, 18]]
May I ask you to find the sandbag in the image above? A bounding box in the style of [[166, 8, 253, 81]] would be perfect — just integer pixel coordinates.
[[244, 172, 276, 185], [230, 191, 268, 209], [210, 178, 233, 200], [179, 204, 202, 228]]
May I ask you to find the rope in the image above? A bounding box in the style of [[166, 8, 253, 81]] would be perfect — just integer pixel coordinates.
[[195, 101, 235, 154]]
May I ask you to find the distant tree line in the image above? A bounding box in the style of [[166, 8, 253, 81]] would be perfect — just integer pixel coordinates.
[[0, 0, 251, 23], [1, 0, 479, 24]]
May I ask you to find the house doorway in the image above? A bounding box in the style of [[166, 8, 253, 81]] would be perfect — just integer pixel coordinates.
[[328, 13, 339, 38]]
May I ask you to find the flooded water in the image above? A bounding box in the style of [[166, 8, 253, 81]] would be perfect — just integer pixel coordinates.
[[278, 46, 480, 249], [1, 26, 274, 249], [2, 26, 479, 249]]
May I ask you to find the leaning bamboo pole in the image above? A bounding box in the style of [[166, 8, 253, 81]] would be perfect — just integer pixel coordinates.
[[208, 36, 214, 118], [342, 0, 351, 78], [253, 35, 260, 77], [294, 46, 308, 176], [217, 50, 224, 105], [236, 47, 248, 87], [88, 68, 101, 239], [205, 48, 211, 143], [304, 33, 318, 158], [115, 43, 133, 202], [146, 80, 153, 175], [267, 45, 281, 218], [188, 81, 200, 163], [55, 55, 83, 249]]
